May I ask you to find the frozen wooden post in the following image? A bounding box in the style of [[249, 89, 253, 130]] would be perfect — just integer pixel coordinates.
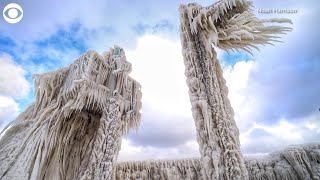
[[179, 0, 292, 179]]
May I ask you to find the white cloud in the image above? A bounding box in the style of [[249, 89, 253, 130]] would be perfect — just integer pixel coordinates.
[[0, 96, 19, 129], [239, 113, 320, 155], [223, 60, 257, 131], [118, 139, 199, 161], [118, 34, 199, 160], [223, 58, 320, 155], [0, 54, 30, 98], [126, 34, 191, 115], [0, 55, 30, 131]]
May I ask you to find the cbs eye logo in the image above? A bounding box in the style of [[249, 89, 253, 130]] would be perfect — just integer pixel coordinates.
[[3, 3, 23, 24]]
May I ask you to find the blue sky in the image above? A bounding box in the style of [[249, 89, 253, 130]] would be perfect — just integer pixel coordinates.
[[0, 0, 319, 160]]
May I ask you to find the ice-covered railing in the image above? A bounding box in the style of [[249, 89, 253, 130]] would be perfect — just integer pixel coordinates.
[[114, 144, 320, 180], [115, 158, 202, 179], [0, 46, 142, 179]]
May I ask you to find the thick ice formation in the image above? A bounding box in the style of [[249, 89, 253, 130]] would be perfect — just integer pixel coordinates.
[[245, 143, 320, 180], [0, 46, 142, 180]]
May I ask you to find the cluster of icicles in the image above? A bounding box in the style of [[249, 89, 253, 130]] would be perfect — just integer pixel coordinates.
[[180, 0, 293, 55]]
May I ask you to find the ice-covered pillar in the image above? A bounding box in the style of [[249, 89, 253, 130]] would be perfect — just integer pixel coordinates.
[[76, 46, 142, 180], [179, 0, 292, 179], [78, 97, 122, 180], [180, 5, 248, 180]]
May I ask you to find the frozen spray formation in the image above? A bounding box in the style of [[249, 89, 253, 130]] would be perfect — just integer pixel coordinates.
[[0, 0, 319, 180], [0, 47, 142, 180]]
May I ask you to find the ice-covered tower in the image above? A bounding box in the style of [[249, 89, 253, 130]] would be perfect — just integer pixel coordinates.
[[0, 46, 142, 180], [179, 0, 292, 179]]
